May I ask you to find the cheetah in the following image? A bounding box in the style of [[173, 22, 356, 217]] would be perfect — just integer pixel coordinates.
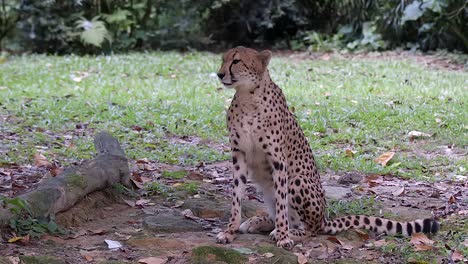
[[215, 46, 439, 249]]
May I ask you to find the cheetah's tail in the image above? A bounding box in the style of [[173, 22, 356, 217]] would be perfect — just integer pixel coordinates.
[[321, 215, 439, 236]]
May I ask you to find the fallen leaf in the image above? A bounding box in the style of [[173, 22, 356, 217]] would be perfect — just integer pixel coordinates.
[[123, 199, 136, 207], [171, 200, 184, 208], [365, 174, 383, 188], [90, 229, 105, 235], [138, 257, 167, 264], [41, 234, 65, 243], [392, 186, 405, 197], [413, 244, 436, 251], [8, 236, 23, 243], [262, 252, 274, 258], [353, 229, 370, 241], [365, 239, 388, 248], [448, 195, 457, 204], [50, 166, 63, 177], [182, 209, 200, 221], [408, 131, 431, 139], [131, 125, 143, 132], [34, 153, 52, 168], [374, 152, 395, 167], [84, 255, 93, 262], [136, 158, 150, 164], [294, 253, 308, 264], [20, 234, 30, 245], [131, 179, 145, 189], [327, 236, 343, 245], [345, 149, 356, 158], [135, 199, 151, 207], [104, 239, 123, 249], [70, 230, 87, 239], [410, 233, 434, 251], [187, 171, 204, 180]]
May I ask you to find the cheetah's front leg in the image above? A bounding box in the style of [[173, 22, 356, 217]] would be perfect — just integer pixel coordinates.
[[216, 151, 248, 244], [269, 156, 294, 249]]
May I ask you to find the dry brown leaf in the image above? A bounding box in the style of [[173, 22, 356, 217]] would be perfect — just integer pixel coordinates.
[[123, 199, 136, 207], [187, 171, 204, 181], [34, 153, 52, 168], [138, 257, 167, 264], [345, 149, 356, 158], [365, 239, 388, 248], [353, 229, 370, 241], [413, 244, 436, 251], [69, 230, 87, 239], [392, 186, 405, 197], [41, 235, 65, 243], [374, 152, 395, 166], [410, 233, 434, 249], [90, 229, 105, 235], [131, 179, 145, 189], [50, 166, 63, 177], [135, 199, 151, 206], [448, 195, 457, 204], [294, 253, 308, 264], [182, 209, 200, 221], [327, 236, 343, 245], [84, 255, 93, 262], [136, 158, 150, 164]]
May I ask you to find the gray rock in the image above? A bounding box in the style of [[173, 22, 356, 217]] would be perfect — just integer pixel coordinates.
[[324, 186, 351, 200], [143, 210, 204, 233]]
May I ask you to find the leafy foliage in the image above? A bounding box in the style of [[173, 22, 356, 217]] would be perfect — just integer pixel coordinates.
[[75, 16, 112, 47], [0, 0, 466, 53], [0, 196, 67, 238]]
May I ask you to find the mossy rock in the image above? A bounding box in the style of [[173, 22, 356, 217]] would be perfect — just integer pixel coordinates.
[[191, 246, 248, 264], [255, 246, 298, 264], [19, 256, 65, 264]]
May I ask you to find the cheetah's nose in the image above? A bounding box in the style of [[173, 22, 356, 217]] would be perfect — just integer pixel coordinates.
[[217, 73, 225, 79]]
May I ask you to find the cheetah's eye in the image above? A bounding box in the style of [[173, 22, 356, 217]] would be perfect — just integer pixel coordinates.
[[232, 59, 241, 64]]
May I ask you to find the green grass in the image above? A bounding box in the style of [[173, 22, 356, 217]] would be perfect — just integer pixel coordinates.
[[0, 52, 466, 179]]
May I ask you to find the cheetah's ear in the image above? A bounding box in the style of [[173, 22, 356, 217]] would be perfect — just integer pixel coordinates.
[[258, 50, 272, 71]]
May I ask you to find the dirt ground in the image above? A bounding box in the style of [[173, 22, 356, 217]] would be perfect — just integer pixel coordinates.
[[0, 158, 466, 264]]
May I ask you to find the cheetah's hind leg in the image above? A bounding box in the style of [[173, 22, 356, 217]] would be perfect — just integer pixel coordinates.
[[239, 216, 275, 234]]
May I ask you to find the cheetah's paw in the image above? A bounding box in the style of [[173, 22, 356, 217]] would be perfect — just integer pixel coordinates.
[[277, 237, 295, 250], [268, 229, 278, 241], [216, 231, 235, 244]]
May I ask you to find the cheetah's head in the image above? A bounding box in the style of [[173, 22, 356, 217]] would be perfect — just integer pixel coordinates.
[[217, 46, 272, 91]]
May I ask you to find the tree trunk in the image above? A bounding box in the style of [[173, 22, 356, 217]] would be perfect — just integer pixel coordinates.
[[0, 131, 131, 227]]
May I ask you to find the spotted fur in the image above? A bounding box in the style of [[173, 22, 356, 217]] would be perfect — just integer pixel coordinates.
[[215, 46, 439, 249]]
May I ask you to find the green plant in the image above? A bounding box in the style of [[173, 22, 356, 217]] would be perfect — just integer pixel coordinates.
[[175, 182, 200, 195], [112, 183, 136, 197], [326, 196, 379, 219], [161, 170, 187, 179], [144, 182, 169, 196], [74, 16, 112, 48], [0, 196, 67, 238]]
